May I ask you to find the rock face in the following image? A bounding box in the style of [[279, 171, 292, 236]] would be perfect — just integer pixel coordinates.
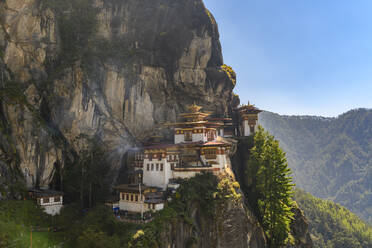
[[287, 207, 313, 248], [161, 189, 267, 248], [0, 0, 236, 189]]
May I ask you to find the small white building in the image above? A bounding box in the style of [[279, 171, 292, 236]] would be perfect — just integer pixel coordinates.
[[237, 103, 262, 136], [29, 189, 63, 216], [114, 184, 165, 213]]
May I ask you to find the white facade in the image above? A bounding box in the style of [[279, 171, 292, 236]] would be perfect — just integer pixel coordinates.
[[175, 133, 185, 144], [119, 199, 147, 213], [243, 120, 258, 136], [152, 203, 164, 211], [118, 192, 164, 213], [43, 205, 63, 216], [38, 196, 63, 216], [174, 128, 216, 144], [200, 154, 229, 170], [143, 158, 172, 189]]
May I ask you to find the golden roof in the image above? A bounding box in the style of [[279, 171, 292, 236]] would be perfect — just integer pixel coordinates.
[[187, 103, 202, 113], [237, 101, 262, 113]]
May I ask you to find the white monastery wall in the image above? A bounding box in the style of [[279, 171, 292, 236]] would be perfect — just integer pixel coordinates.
[[175, 134, 184, 144], [172, 171, 198, 179], [155, 203, 164, 211], [192, 133, 206, 142], [43, 205, 62, 216], [143, 158, 172, 189], [119, 201, 148, 213]]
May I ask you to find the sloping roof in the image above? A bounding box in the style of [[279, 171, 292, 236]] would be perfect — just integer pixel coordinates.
[[144, 198, 165, 204], [29, 189, 64, 197], [143, 143, 176, 149]]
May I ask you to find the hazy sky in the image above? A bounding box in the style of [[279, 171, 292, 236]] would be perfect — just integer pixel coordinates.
[[203, 0, 372, 117]]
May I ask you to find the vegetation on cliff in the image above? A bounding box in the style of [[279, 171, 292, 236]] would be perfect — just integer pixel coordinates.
[[293, 188, 372, 248], [221, 64, 236, 86], [0, 173, 248, 247], [0, 200, 64, 247], [245, 127, 295, 247], [61, 135, 111, 208]]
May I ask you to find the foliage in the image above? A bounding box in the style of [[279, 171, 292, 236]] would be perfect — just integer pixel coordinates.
[[216, 177, 242, 203], [246, 126, 295, 247], [205, 9, 216, 25], [0, 200, 64, 247], [62, 135, 111, 208], [77, 228, 120, 248], [0, 174, 243, 247], [44, 204, 140, 247], [126, 173, 241, 247], [260, 109, 372, 224], [293, 188, 372, 248], [172, 172, 219, 216], [221, 64, 236, 86]]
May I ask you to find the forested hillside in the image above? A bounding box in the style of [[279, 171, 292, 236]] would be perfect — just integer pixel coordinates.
[[294, 189, 372, 248], [260, 109, 372, 224]]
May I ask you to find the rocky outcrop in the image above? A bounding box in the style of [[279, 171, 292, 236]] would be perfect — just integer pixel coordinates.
[[287, 206, 313, 248], [0, 0, 236, 189], [158, 174, 267, 248]]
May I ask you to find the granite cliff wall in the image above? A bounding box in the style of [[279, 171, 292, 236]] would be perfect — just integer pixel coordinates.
[[0, 0, 236, 190]]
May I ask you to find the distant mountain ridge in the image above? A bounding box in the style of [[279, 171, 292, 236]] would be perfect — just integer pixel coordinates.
[[260, 108, 372, 224], [293, 189, 372, 248]]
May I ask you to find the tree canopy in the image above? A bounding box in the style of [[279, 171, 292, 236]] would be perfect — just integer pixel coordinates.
[[247, 126, 295, 247]]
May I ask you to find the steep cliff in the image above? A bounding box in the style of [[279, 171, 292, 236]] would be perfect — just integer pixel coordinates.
[[0, 0, 236, 189]]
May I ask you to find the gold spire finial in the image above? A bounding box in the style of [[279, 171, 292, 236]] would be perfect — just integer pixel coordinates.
[[187, 102, 202, 113]]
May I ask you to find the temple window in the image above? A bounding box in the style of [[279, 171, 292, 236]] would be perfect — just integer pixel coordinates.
[[131, 195, 134, 201], [171, 163, 174, 170], [151, 164, 154, 171], [147, 164, 150, 171], [185, 131, 192, 141], [126, 194, 129, 201], [135, 195, 138, 202], [44, 198, 50, 203], [160, 164, 163, 171], [156, 164, 159, 171], [54, 196, 60, 202], [204, 149, 217, 159]]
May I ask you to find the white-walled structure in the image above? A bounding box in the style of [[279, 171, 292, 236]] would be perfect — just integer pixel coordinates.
[[29, 189, 63, 216], [114, 184, 164, 213], [237, 103, 262, 136]]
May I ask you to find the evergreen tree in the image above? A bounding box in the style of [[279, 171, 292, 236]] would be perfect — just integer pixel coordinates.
[[248, 126, 295, 247], [63, 135, 111, 208]]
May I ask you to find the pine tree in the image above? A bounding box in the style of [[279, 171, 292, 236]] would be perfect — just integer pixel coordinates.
[[248, 126, 295, 247]]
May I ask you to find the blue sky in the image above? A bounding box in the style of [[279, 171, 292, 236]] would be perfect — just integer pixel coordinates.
[[203, 0, 372, 117]]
